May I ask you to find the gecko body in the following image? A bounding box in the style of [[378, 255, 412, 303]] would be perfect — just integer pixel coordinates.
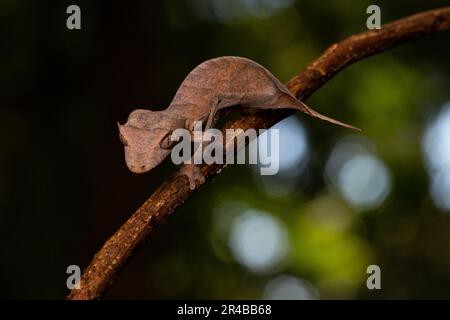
[[118, 56, 359, 188]]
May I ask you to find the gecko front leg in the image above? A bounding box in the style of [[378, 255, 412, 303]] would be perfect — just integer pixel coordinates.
[[178, 92, 252, 189], [177, 164, 205, 190], [177, 112, 211, 190]]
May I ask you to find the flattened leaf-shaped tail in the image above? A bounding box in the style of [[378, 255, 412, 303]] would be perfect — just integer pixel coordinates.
[[282, 94, 361, 131]]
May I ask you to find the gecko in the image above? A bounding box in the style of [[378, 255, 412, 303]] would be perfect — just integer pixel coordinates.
[[118, 56, 360, 189]]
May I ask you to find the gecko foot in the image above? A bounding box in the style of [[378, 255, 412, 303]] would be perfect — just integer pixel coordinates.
[[178, 164, 205, 190]]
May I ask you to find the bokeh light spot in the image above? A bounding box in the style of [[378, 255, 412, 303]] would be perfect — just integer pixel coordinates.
[[422, 102, 450, 211], [325, 136, 392, 211], [229, 209, 290, 274], [191, 0, 295, 23], [430, 166, 450, 211], [338, 155, 391, 210], [245, 115, 308, 197], [250, 115, 308, 174], [263, 275, 319, 300]]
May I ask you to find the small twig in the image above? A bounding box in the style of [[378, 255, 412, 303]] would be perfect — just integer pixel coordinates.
[[68, 7, 450, 300]]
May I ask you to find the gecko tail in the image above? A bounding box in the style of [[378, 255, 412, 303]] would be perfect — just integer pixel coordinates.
[[302, 104, 361, 131], [293, 98, 361, 131]]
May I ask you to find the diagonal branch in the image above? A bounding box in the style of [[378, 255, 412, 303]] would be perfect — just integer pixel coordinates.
[[68, 7, 450, 300]]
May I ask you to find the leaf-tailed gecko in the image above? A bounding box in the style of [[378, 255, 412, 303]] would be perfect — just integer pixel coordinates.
[[118, 56, 359, 189]]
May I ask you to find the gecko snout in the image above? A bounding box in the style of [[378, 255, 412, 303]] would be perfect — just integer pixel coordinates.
[[128, 163, 148, 174]]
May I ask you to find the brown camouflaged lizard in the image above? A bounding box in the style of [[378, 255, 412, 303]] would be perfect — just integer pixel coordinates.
[[118, 56, 359, 189]]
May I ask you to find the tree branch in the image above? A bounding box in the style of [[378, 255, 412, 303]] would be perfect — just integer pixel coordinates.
[[68, 7, 450, 300]]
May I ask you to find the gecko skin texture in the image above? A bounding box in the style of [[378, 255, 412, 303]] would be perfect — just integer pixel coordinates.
[[118, 56, 359, 189]]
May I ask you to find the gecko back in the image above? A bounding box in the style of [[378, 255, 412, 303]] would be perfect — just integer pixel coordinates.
[[168, 56, 359, 131], [169, 56, 286, 113]]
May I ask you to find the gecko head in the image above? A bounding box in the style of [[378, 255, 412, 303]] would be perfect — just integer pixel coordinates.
[[118, 109, 185, 174]]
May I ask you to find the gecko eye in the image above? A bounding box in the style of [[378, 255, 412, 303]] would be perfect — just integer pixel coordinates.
[[119, 132, 128, 146], [160, 132, 177, 149]]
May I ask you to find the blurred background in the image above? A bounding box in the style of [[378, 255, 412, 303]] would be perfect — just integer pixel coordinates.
[[1, 0, 450, 299]]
